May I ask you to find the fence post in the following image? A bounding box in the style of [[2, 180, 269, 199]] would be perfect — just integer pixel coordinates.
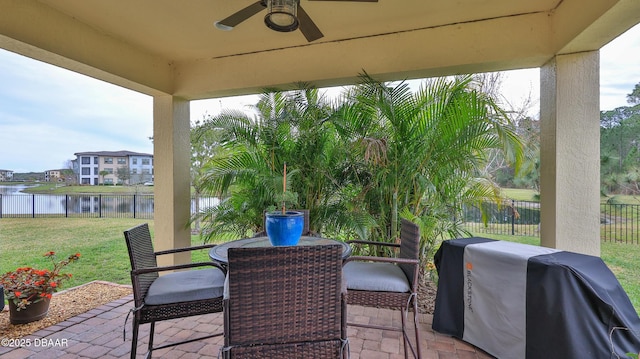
[[65, 195, 69, 218], [32, 194, 35, 218], [511, 199, 515, 235], [99, 194, 102, 218], [133, 194, 137, 219], [0, 193, 2, 218]]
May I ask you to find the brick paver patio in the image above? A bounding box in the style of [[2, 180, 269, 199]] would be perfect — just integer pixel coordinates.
[[0, 295, 494, 358]]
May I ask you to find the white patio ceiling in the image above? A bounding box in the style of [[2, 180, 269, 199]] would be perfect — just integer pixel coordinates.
[[0, 0, 638, 100]]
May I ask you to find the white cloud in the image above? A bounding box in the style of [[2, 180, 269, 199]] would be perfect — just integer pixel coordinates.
[[0, 49, 153, 172], [600, 24, 640, 110]]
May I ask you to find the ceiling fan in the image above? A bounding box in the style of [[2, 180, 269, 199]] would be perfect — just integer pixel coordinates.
[[214, 0, 378, 43]]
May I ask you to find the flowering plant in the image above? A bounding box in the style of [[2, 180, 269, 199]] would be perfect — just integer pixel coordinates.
[[0, 251, 80, 310]]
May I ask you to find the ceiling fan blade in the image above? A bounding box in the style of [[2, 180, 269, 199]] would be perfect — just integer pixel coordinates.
[[215, 1, 266, 30], [298, 4, 324, 42]]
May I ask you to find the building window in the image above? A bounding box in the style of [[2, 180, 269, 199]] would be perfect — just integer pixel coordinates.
[[142, 159, 150, 165], [82, 168, 90, 175], [82, 178, 91, 184], [81, 157, 90, 164], [132, 168, 138, 174], [94, 168, 98, 175], [142, 169, 150, 174], [105, 168, 113, 174], [132, 158, 138, 165], [104, 158, 113, 164], [117, 158, 126, 164], [94, 157, 98, 164], [104, 178, 113, 184]]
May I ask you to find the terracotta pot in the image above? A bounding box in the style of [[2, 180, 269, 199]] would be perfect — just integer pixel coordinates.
[[8, 297, 51, 324]]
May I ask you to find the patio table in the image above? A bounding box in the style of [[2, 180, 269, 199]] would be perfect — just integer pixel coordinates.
[[432, 237, 640, 359], [209, 236, 351, 264]]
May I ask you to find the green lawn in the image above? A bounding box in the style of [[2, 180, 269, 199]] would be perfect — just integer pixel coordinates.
[[2, 218, 639, 315], [0, 218, 216, 295], [501, 188, 539, 202]]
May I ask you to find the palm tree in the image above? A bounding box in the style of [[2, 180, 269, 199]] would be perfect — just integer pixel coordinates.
[[330, 74, 525, 260], [98, 170, 108, 185], [192, 76, 525, 264], [192, 86, 342, 242]]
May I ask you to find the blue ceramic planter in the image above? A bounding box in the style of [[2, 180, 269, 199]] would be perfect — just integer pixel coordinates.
[[265, 211, 304, 246]]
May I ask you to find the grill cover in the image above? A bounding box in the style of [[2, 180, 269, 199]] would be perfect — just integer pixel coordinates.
[[432, 237, 640, 359]]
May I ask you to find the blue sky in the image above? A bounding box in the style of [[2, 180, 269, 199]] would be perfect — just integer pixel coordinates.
[[1, 24, 639, 173]]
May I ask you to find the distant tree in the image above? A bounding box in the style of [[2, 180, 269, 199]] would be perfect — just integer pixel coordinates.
[[116, 167, 130, 185], [99, 170, 108, 185], [62, 159, 77, 184], [473, 72, 539, 190], [627, 82, 640, 105], [190, 117, 224, 234], [600, 104, 640, 194]]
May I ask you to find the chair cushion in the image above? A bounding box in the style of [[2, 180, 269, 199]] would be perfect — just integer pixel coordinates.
[[343, 261, 411, 293], [145, 268, 225, 305]]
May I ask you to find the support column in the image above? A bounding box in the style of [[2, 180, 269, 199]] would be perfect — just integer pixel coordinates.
[[153, 95, 191, 266], [540, 51, 600, 256]]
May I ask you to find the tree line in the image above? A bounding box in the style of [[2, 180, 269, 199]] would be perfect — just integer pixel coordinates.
[[600, 83, 640, 197]]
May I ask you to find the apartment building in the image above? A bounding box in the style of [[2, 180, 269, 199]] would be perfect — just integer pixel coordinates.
[[0, 169, 13, 182], [74, 151, 153, 185], [44, 169, 63, 182]]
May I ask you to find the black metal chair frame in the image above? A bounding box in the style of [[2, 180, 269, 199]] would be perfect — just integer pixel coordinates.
[[123, 223, 226, 359], [344, 218, 422, 359]]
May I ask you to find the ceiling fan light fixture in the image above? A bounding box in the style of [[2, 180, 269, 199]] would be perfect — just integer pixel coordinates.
[[264, 0, 299, 32]]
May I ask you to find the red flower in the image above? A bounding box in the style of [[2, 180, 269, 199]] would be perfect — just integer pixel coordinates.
[[0, 251, 80, 311]]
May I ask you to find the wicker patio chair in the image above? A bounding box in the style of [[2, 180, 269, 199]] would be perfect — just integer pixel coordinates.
[[343, 218, 422, 359], [123, 223, 226, 359], [253, 209, 319, 237], [221, 244, 348, 358]]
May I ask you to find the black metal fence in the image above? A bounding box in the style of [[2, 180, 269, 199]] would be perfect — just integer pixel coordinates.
[[2, 194, 640, 243], [462, 200, 640, 244], [462, 200, 540, 237], [601, 203, 640, 244], [0, 194, 218, 219]]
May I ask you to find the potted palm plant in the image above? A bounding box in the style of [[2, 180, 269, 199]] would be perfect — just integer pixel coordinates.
[[265, 163, 304, 246]]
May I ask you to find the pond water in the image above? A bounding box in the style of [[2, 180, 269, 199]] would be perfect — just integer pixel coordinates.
[[0, 184, 33, 195], [0, 186, 218, 217]]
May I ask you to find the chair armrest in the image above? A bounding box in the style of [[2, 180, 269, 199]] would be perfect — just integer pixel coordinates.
[[343, 256, 419, 265], [132, 261, 226, 276], [154, 243, 217, 256], [346, 240, 400, 248]]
